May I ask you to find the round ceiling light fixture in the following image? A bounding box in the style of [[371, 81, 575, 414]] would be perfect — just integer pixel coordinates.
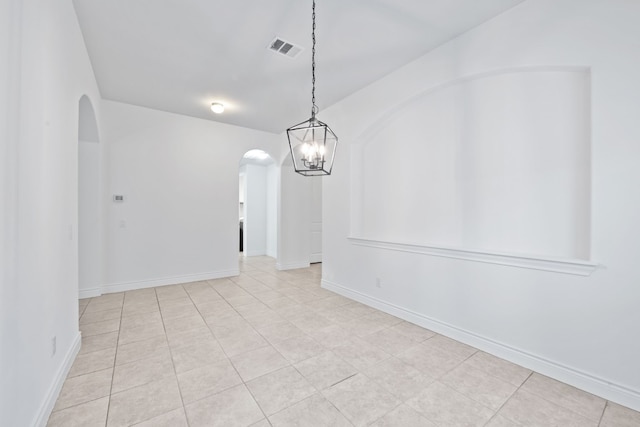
[[210, 102, 225, 114]]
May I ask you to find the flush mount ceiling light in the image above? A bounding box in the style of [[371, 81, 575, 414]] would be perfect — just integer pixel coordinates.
[[210, 102, 225, 114], [286, 0, 338, 176]]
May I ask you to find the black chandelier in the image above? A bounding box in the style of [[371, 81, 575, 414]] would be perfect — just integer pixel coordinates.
[[286, 0, 338, 176]]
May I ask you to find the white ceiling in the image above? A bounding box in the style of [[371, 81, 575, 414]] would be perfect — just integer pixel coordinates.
[[73, 0, 525, 134]]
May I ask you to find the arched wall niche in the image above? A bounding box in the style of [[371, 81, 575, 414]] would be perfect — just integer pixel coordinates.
[[350, 66, 593, 269]]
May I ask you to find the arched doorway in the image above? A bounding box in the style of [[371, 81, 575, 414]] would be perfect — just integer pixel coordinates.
[[239, 149, 277, 260], [78, 95, 101, 298]]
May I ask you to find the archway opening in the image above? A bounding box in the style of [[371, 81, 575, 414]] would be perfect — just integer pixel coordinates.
[[238, 149, 277, 262], [78, 95, 101, 298]]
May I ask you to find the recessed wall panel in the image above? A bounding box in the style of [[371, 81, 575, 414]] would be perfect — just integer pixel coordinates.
[[352, 68, 591, 260]]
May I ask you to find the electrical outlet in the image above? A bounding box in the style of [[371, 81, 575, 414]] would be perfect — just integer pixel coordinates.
[[51, 336, 57, 357], [376, 277, 381, 288]]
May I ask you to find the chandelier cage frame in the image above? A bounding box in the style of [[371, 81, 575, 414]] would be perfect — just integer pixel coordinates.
[[286, 0, 338, 176]]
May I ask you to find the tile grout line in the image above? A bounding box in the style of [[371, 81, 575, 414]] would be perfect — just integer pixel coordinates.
[[158, 284, 192, 427], [104, 293, 125, 427], [517, 372, 610, 424], [597, 400, 608, 427], [240, 262, 365, 426], [205, 276, 276, 425], [213, 263, 333, 424], [483, 371, 533, 427]]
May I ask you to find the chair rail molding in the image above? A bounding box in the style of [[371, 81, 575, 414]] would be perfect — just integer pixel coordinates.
[[348, 237, 600, 276]]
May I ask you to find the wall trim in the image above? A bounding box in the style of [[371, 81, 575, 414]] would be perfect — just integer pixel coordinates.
[[101, 269, 239, 295], [244, 250, 266, 257], [276, 261, 310, 271], [348, 237, 600, 276], [78, 287, 102, 299], [322, 278, 640, 412], [310, 254, 323, 264], [32, 332, 81, 427]]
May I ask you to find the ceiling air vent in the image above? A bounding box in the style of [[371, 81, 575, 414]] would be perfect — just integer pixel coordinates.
[[268, 37, 303, 58]]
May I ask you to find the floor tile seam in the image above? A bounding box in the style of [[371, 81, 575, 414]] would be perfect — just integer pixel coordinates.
[[120, 308, 161, 319], [212, 324, 271, 423], [188, 280, 277, 412], [116, 332, 167, 348], [425, 347, 479, 381], [442, 353, 528, 391], [249, 363, 320, 418], [87, 299, 125, 307], [78, 328, 120, 342], [264, 392, 356, 427], [597, 400, 609, 427], [79, 313, 123, 325], [518, 383, 607, 423], [174, 286, 231, 344], [321, 373, 402, 426], [365, 400, 405, 427], [157, 285, 191, 427], [411, 338, 479, 363], [104, 293, 126, 427], [82, 306, 125, 317], [66, 353, 118, 379], [179, 379, 244, 411], [49, 386, 111, 415], [488, 371, 534, 427], [404, 381, 494, 427], [111, 349, 174, 374], [435, 370, 511, 415]]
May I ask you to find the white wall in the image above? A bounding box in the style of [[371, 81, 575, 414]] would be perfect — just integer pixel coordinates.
[[310, 176, 322, 263], [0, 0, 22, 423], [266, 164, 278, 258], [277, 159, 312, 270], [0, 0, 104, 425], [78, 140, 102, 297], [353, 69, 591, 260], [244, 164, 268, 256], [321, 0, 640, 411], [103, 101, 280, 292]]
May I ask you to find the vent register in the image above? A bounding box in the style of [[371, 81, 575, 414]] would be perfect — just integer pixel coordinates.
[[268, 37, 303, 58]]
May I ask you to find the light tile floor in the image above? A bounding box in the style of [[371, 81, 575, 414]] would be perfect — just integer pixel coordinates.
[[49, 256, 640, 426]]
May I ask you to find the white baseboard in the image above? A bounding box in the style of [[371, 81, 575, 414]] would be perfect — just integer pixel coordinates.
[[322, 279, 640, 412], [101, 269, 239, 295], [78, 287, 102, 299], [276, 261, 310, 271], [32, 332, 81, 427], [244, 250, 266, 257], [310, 254, 323, 263]]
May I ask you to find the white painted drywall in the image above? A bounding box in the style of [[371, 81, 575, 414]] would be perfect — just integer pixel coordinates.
[[310, 176, 323, 263], [353, 69, 591, 260], [266, 164, 278, 258], [0, 0, 22, 424], [277, 158, 312, 270], [78, 140, 102, 297], [320, 0, 640, 410], [103, 101, 281, 291], [0, 0, 104, 425], [244, 164, 268, 256]]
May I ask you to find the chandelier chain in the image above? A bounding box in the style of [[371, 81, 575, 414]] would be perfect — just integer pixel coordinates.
[[311, 0, 318, 117]]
